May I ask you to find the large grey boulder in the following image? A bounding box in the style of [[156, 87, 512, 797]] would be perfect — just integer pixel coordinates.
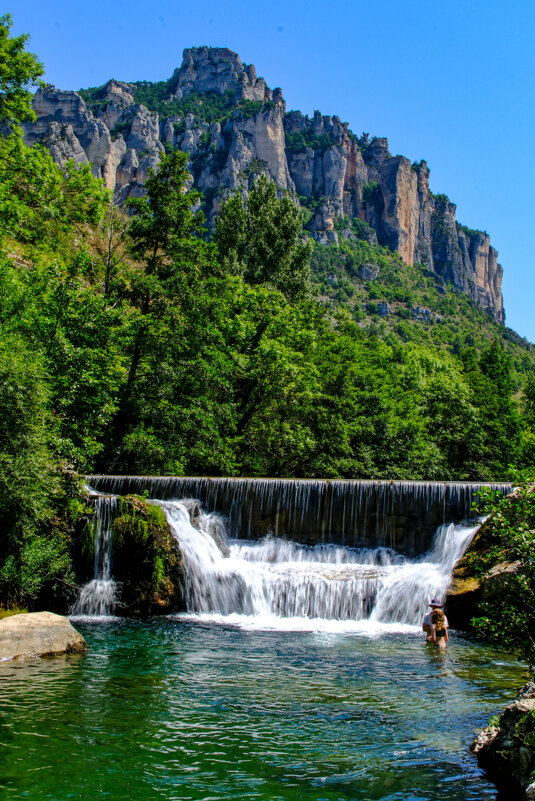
[[0, 612, 86, 660]]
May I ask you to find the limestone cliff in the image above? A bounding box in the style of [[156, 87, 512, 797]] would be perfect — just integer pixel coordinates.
[[21, 46, 505, 321]]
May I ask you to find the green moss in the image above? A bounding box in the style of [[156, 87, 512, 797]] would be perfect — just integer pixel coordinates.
[[80, 517, 95, 564], [0, 606, 29, 619], [111, 495, 182, 615], [515, 709, 535, 747]]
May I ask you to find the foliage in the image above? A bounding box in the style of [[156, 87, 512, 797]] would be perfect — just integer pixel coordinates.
[[236, 100, 263, 118], [2, 17, 535, 612], [127, 148, 207, 268], [285, 129, 335, 153], [133, 86, 236, 123], [215, 175, 313, 301], [351, 217, 377, 242], [99, 149, 215, 471], [362, 181, 381, 206], [0, 334, 54, 547], [310, 235, 535, 389], [0, 131, 108, 244], [81, 77, 275, 128], [469, 484, 535, 668], [0, 336, 77, 606], [0, 13, 43, 124], [431, 192, 450, 205], [456, 221, 488, 239]]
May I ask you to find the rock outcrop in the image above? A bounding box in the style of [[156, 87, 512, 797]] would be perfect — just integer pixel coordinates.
[[109, 495, 183, 616], [172, 46, 273, 102], [472, 681, 535, 799], [21, 46, 505, 321], [0, 612, 86, 660]]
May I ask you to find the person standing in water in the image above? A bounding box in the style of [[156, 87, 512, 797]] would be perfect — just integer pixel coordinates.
[[422, 599, 449, 647]]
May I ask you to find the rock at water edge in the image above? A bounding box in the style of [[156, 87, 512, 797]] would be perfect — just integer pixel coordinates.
[[0, 611, 86, 660]]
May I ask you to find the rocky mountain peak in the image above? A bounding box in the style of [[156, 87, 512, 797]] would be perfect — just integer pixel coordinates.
[[172, 46, 276, 103], [20, 47, 506, 323], [99, 79, 136, 106]]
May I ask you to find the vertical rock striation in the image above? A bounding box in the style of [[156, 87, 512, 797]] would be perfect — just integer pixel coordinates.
[[21, 46, 505, 321]]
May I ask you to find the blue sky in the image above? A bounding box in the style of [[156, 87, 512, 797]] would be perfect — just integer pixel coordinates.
[[12, 0, 535, 342]]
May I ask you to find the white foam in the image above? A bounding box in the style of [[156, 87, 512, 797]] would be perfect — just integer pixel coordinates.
[[169, 611, 420, 635], [160, 500, 479, 628]]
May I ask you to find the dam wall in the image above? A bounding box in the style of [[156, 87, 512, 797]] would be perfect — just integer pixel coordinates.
[[87, 476, 512, 556]]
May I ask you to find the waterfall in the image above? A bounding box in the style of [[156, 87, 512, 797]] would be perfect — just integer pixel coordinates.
[[88, 475, 510, 555], [158, 499, 479, 630], [75, 477, 503, 625], [70, 495, 118, 618], [369, 522, 478, 624]]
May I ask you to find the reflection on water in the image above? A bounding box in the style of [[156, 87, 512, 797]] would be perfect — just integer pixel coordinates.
[[0, 620, 527, 800]]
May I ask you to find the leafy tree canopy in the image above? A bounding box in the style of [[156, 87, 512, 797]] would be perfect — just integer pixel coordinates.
[[215, 175, 313, 301], [0, 13, 43, 125]]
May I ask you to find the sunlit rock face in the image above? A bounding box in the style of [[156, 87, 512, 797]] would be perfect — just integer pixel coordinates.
[[22, 47, 505, 321], [173, 46, 273, 102]]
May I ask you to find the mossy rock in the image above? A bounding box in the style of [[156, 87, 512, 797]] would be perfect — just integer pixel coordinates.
[[445, 519, 492, 628], [472, 682, 535, 797], [111, 495, 184, 616]]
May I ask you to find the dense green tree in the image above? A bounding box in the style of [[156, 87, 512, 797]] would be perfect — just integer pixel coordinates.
[[0, 335, 53, 541], [128, 149, 209, 273], [523, 373, 535, 429], [0, 335, 73, 606], [100, 150, 215, 469], [519, 372, 535, 470], [0, 132, 108, 245], [215, 175, 312, 301], [0, 13, 43, 125], [2, 11, 535, 615], [463, 339, 522, 478]]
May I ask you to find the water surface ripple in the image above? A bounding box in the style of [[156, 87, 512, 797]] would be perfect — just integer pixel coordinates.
[[0, 620, 525, 800]]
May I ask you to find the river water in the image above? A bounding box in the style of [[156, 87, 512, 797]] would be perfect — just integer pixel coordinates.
[[0, 619, 526, 800]]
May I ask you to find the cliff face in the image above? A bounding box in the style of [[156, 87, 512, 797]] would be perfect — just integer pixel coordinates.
[[21, 46, 505, 321]]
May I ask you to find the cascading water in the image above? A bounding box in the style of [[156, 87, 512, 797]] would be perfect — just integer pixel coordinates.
[[88, 475, 511, 555], [75, 477, 498, 625], [71, 495, 118, 617], [158, 499, 480, 630]]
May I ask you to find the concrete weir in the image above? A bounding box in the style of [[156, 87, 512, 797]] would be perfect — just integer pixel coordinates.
[[87, 477, 512, 556]]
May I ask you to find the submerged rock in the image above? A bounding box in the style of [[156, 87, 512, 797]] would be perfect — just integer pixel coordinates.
[[0, 612, 86, 660], [472, 681, 535, 799]]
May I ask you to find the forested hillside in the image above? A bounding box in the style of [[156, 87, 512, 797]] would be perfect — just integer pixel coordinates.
[[1, 14, 534, 608]]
